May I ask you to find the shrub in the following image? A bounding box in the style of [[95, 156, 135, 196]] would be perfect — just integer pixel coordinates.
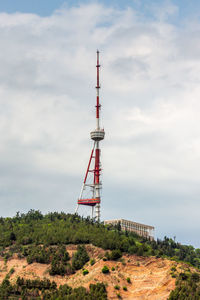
[[128, 245, 137, 254], [82, 269, 89, 276], [103, 257, 107, 261], [90, 259, 95, 266], [191, 272, 200, 282], [123, 286, 127, 291], [110, 249, 122, 260], [111, 267, 115, 271], [49, 259, 66, 276], [137, 246, 144, 256], [72, 245, 89, 270], [121, 258, 126, 265], [126, 277, 131, 283], [171, 266, 176, 272], [114, 285, 120, 290], [9, 232, 16, 241], [102, 266, 109, 274], [9, 268, 15, 275], [179, 272, 188, 281]]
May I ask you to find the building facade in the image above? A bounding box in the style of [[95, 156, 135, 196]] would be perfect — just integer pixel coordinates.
[[104, 219, 154, 240]]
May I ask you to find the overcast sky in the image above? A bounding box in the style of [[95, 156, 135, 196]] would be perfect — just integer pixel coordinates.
[[0, 0, 200, 247]]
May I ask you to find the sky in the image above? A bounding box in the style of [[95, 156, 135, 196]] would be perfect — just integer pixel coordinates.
[[0, 0, 200, 247]]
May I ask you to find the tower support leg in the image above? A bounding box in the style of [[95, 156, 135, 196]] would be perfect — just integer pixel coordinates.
[[95, 203, 100, 222], [75, 205, 79, 214], [92, 206, 94, 219]]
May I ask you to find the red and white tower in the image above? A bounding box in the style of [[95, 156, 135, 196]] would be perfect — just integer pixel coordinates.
[[76, 51, 105, 221]]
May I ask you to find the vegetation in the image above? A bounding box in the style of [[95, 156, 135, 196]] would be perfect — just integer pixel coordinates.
[[126, 277, 131, 283], [106, 249, 122, 261], [1, 210, 200, 298], [83, 269, 89, 276], [0, 277, 107, 299], [20, 244, 73, 276], [102, 266, 110, 274], [72, 245, 89, 270], [0, 210, 144, 255], [114, 285, 120, 290], [1, 210, 200, 271], [90, 258, 95, 266], [168, 270, 200, 299], [149, 237, 200, 269], [49, 245, 72, 276]]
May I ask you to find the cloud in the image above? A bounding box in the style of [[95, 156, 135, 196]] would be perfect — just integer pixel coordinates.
[[148, 0, 179, 21], [0, 2, 199, 245]]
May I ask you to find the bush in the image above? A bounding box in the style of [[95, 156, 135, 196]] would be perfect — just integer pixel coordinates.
[[171, 266, 176, 272], [49, 259, 66, 276], [123, 286, 127, 291], [103, 257, 107, 261], [191, 272, 200, 282], [45, 246, 71, 276], [114, 285, 120, 290], [126, 277, 131, 283], [82, 269, 89, 276], [8, 268, 15, 276], [110, 249, 122, 260], [105, 252, 110, 260], [137, 246, 144, 256], [179, 272, 188, 281], [72, 245, 89, 270], [9, 232, 16, 241], [102, 266, 109, 274], [111, 267, 115, 271], [90, 259, 95, 266]]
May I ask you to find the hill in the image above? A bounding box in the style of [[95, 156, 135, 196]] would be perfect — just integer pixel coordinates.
[[0, 210, 199, 299]]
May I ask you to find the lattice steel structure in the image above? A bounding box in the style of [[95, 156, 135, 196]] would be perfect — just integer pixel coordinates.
[[75, 51, 105, 221]]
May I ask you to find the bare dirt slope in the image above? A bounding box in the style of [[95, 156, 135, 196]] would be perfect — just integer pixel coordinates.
[[0, 244, 176, 299]]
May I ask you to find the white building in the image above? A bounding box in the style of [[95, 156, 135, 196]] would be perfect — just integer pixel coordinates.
[[104, 219, 154, 240]]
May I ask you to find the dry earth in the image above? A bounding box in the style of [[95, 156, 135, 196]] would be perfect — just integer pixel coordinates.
[[0, 244, 178, 299]]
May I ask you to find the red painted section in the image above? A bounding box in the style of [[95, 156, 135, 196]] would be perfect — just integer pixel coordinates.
[[95, 148, 100, 184], [84, 147, 94, 184], [78, 198, 100, 206]]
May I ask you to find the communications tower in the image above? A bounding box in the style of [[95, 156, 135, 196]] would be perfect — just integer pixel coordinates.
[[76, 51, 105, 221]]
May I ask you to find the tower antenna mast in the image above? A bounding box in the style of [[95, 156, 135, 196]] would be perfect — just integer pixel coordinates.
[[76, 51, 105, 221]]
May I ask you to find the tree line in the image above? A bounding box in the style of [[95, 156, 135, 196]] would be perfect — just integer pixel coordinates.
[[0, 276, 107, 299], [0, 210, 200, 270]]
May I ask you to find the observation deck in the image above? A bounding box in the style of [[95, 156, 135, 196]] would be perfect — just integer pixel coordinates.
[[78, 198, 100, 206], [90, 129, 105, 141]]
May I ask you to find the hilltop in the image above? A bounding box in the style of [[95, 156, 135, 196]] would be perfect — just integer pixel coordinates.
[[0, 210, 200, 299]]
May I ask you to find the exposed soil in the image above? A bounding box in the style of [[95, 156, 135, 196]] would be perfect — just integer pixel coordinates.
[[0, 245, 177, 299]]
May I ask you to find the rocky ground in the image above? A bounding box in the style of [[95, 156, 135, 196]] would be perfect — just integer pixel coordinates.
[[0, 244, 178, 299]]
